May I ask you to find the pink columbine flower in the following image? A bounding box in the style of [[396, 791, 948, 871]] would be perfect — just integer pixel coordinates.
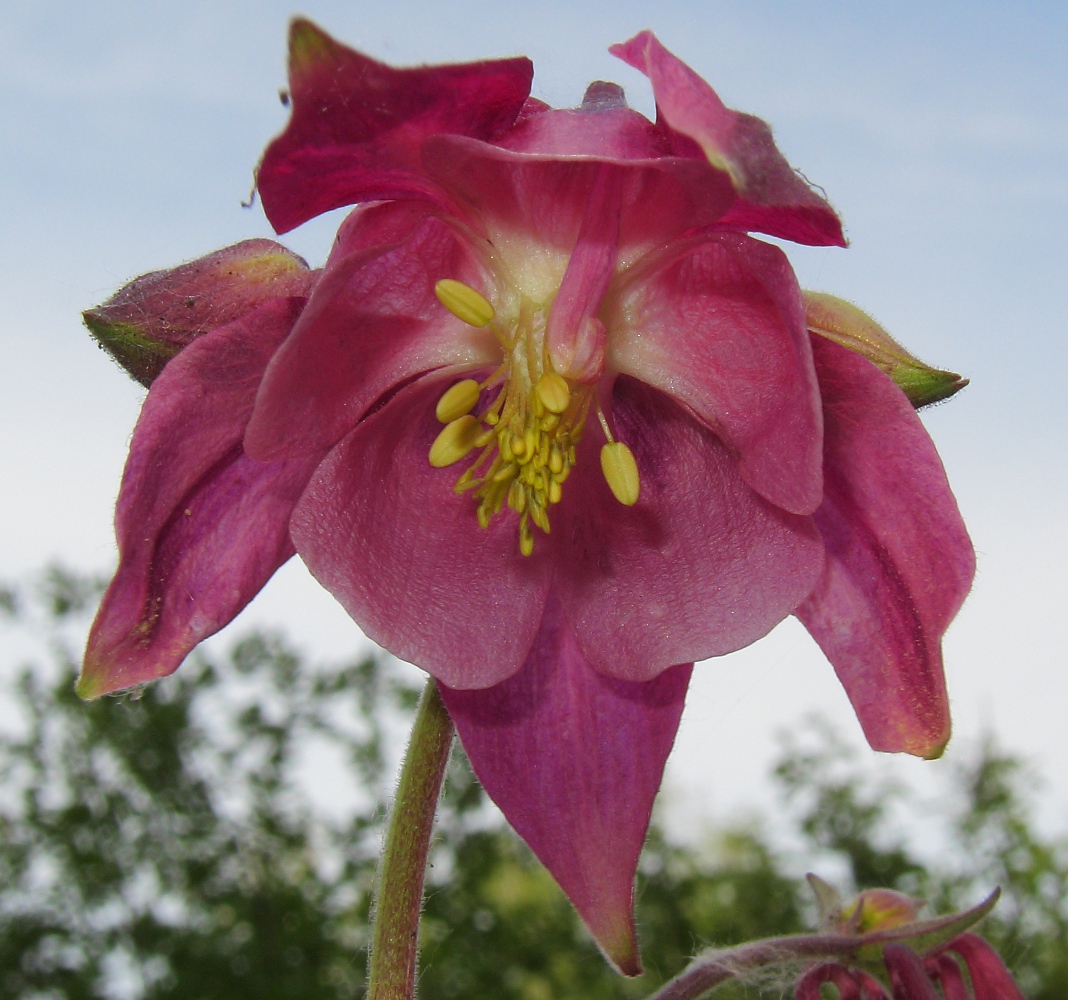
[[79, 22, 974, 972]]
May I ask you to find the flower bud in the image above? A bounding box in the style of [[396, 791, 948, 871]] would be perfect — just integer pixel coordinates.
[[804, 291, 967, 409], [84, 240, 314, 386]]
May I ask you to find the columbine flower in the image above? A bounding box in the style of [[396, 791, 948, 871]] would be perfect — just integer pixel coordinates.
[[79, 22, 974, 971]]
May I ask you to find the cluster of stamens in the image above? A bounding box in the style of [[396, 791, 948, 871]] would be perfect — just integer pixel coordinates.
[[430, 279, 640, 556]]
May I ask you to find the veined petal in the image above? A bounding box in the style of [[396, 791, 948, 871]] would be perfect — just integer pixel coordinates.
[[610, 31, 846, 247], [926, 954, 970, 1000], [245, 205, 498, 463], [796, 337, 975, 759], [439, 596, 691, 974], [258, 18, 533, 233], [554, 377, 823, 682], [423, 135, 735, 254], [290, 375, 552, 690], [610, 231, 823, 515], [79, 299, 319, 699], [83, 240, 314, 386], [884, 945, 942, 1000]]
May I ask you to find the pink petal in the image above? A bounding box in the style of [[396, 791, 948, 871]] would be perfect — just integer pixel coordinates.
[[553, 377, 824, 682], [609, 230, 823, 515], [422, 134, 735, 253], [83, 240, 315, 386], [944, 935, 1026, 1000], [610, 31, 846, 247], [884, 945, 942, 1000], [439, 596, 691, 974], [290, 375, 552, 690], [79, 299, 319, 698], [796, 337, 975, 758], [245, 204, 498, 463], [258, 18, 532, 233]]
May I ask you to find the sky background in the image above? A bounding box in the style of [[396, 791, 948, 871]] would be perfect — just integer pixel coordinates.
[[2, 0, 1067, 847]]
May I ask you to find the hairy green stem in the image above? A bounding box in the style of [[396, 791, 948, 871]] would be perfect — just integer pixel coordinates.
[[367, 678, 454, 1000]]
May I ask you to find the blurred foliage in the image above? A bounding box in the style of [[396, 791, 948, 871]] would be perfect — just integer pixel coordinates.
[[0, 567, 1064, 999]]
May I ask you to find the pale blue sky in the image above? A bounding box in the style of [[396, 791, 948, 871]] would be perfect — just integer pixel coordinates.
[[2, 1, 1066, 834]]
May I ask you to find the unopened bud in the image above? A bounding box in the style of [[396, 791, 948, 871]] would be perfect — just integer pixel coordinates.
[[804, 292, 968, 409]]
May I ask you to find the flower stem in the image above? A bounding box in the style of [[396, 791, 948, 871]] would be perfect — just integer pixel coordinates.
[[367, 677, 454, 1000]]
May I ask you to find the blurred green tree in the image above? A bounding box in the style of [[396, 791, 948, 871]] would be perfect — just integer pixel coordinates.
[[0, 568, 1063, 998]]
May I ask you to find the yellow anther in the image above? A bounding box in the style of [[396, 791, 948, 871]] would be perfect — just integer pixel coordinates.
[[493, 464, 516, 483], [510, 434, 526, 457], [519, 516, 534, 556], [549, 446, 563, 475], [435, 379, 481, 423], [549, 480, 562, 504], [536, 372, 570, 414], [524, 428, 537, 460], [434, 279, 495, 327], [600, 442, 640, 506], [429, 415, 481, 468]]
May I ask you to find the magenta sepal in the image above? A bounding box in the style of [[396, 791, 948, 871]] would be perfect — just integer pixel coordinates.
[[258, 19, 533, 233], [78, 298, 320, 698], [943, 934, 1026, 1000], [796, 336, 975, 758], [439, 596, 691, 975]]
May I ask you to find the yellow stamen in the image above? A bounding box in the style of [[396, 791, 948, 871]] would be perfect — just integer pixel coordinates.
[[600, 442, 640, 506], [434, 279, 495, 327], [435, 379, 481, 423], [536, 371, 570, 414], [429, 415, 481, 467]]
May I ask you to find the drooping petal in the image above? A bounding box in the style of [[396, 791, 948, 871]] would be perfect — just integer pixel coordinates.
[[554, 377, 824, 683], [245, 205, 498, 463], [610, 31, 846, 247], [79, 299, 319, 698], [290, 375, 552, 690], [423, 135, 735, 254], [943, 935, 1026, 1000], [796, 337, 975, 758], [439, 596, 691, 974], [884, 945, 942, 1000], [83, 240, 315, 386], [609, 230, 823, 515], [258, 18, 533, 233]]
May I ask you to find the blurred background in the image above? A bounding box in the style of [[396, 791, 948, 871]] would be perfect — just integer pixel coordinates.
[[1, 1, 1066, 994]]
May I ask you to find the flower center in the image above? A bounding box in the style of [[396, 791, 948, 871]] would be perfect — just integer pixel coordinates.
[[430, 279, 640, 556]]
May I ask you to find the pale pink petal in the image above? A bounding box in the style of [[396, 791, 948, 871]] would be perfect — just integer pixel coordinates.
[[553, 377, 824, 683], [83, 240, 314, 385], [245, 205, 498, 463], [610, 31, 846, 247], [609, 230, 823, 515], [79, 299, 319, 698], [439, 596, 691, 974], [796, 337, 975, 759], [423, 135, 734, 253], [944, 935, 1026, 1000], [258, 18, 532, 233], [290, 375, 552, 690]]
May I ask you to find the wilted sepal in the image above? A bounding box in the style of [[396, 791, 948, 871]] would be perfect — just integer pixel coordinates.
[[804, 292, 968, 409], [83, 240, 314, 386]]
